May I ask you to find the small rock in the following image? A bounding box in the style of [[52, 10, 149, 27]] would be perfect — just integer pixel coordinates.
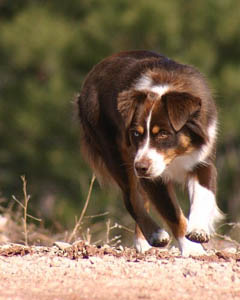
[[54, 241, 72, 250], [182, 268, 197, 277], [224, 247, 237, 254]]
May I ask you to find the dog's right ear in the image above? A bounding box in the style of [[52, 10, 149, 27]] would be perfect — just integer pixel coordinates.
[[163, 91, 201, 132], [117, 90, 146, 128]]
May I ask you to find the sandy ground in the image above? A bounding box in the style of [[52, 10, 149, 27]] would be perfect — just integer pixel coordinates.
[[0, 242, 240, 300]]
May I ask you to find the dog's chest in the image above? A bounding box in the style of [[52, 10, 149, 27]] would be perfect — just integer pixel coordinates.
[[162, 152, 199, 183]]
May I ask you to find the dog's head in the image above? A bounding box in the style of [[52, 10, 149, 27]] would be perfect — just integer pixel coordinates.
[[118, 88, 207, 179]]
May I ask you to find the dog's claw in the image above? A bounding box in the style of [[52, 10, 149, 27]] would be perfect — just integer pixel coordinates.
[[186, 229, 210, 243]]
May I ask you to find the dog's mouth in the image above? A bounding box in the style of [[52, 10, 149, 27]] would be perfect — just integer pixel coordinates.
[[135, 173, 153, 180]]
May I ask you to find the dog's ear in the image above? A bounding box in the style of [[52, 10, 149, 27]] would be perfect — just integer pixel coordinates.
[[118, 90, 146, 128], [163, 92, 201, 132]]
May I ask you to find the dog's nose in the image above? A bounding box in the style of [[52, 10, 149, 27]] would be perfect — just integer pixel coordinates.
[[135, 160, 150, 177]]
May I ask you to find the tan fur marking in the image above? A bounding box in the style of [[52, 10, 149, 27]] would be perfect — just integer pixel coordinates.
[[136, 125, 144, 135], [163, 149, 177, 165], [166, 183, 188, 238], [178, 134, 195, 155], [152, 125, 160, 135], [168, 212, 188, 238], [160, 134, 195, 166], [135, 223, 146, 240], [179, 135, 191, 149], [135, 192, 150, 241]]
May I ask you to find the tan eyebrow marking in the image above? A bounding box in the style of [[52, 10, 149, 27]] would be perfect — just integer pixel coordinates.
[[152, 125, 160, 135], [180, 135, 191, 148], [136, 125, 144, 134]]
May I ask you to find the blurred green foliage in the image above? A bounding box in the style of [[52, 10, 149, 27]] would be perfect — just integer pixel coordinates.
[[0, 0, 240, 242]]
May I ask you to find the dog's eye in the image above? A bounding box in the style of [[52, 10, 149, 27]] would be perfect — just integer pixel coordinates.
[[132, 130, 141, 138], [130, 129, 143, 143]]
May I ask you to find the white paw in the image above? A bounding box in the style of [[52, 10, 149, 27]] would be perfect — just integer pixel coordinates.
[[187, 178, 224, 236], [178, 237, 206, 257], [187, 216, 210, 233], [134, 237, 152, 253], [149, 229, 170, 247]]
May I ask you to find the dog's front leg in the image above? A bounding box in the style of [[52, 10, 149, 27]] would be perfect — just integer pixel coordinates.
[[186, 164, 223, 243], [123, 179, 170, 253], [133, 189, 169, 253], [140, 178, 205, 256]]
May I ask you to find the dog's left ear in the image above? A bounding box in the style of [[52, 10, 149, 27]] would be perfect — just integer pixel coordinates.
[[163, 92, 201, 131], [118, 90, 146, 128]]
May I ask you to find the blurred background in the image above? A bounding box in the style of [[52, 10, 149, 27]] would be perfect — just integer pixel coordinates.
[[0, 0, 240, 246]]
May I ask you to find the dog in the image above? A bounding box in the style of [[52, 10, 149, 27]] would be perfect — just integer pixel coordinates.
[[77, 50, 223, 256]]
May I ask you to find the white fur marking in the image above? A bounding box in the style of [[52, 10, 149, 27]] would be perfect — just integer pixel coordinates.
[[134, 237, 152, 253], [134, 108, 152, 165], [135, 74, 169, 98], [147, 150, 166, 177], [178, 237, 206, 257], [197, 119, 217, 163], [150, 85, 169, 97], [134, 108, 167, 178], [187, 177, 223, 235], [135, 75, 152, 91]]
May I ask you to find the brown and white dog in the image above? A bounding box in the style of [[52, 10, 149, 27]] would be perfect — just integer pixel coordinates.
[[77, 50, 223, 256]]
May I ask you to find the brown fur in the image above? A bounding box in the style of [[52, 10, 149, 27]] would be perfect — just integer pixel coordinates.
[[77, 50, 218, 248]]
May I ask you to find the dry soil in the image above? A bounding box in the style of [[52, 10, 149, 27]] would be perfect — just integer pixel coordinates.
[[0, 241, 240, 300]]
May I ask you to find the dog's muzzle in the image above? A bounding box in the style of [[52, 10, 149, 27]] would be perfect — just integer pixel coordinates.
[[134, 159, 151, 177]]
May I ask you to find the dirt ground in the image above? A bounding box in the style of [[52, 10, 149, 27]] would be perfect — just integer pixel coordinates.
[[0, 241, 240, 300]]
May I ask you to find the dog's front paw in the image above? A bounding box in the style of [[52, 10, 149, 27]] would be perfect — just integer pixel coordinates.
[[186, 229, 210, 243], [149, 229, 170, 247], [178, 237, 206, 257], [134, 237, 152, 253]]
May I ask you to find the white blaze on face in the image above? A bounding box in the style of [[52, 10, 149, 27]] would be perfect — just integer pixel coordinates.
[[134, 74, 171, 178], [134, 108, 152, 165], [150, 85, 170, 97], [134, 108, 167, 178]]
